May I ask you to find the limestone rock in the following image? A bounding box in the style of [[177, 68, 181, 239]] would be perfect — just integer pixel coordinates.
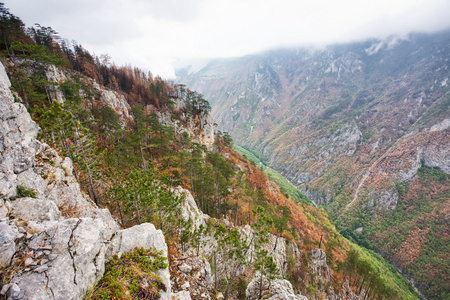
[[0, 61, 172, 300], [246, 276, 308, 300], [0, 60, 39, 198], [0, 222, 18, 268], [172, 290, 192, 300], [423, 141, 450, 174], [10, 197, 61, 232], [108, 223, 167, 257], [107, 223, 171, 297], [158, 98, 215, 150], [45, 64, 68, 103], [170, 253, 212, 299], [176, 186, 207, 229], [309, 248, 331, 278], [368, 187, 399, 210], [96, 85, 131, 122]]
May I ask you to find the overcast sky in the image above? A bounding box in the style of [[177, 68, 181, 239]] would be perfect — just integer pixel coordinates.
[[4, 0, 450, 78]]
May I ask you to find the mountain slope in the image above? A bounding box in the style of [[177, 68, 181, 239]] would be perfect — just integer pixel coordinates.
[[0, 4, 426, 297], [178, 31, 450, 299]]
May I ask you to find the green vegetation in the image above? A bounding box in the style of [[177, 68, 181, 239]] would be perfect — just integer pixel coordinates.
[[215, 206, 277, 300], [263, 168, 312, 204], [15, 184, 36, 198], [234, 144, 312, 204], [337, 164, 449, 300], [235, 144, 269, 165], [0, 5, 431, 299], [320, 97, 351, 119], [418, 160, 449, 184], [85, 248, 167, 299], [339, 241, 420, 300], [416, 95, 450, 127]]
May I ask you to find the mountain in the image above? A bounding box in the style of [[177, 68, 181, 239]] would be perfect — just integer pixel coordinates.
[[0, 5, 424, 299], [178, 31, 450, 299]]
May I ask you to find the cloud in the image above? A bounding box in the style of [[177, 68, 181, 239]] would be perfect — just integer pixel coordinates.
[[4, 0, 450, 78]]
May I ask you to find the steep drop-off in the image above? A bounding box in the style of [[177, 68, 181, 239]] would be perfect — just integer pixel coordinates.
[[178, 31, 450, 299]]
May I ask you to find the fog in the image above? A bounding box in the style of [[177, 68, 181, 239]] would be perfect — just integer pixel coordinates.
[[4, 0, 450, 78]]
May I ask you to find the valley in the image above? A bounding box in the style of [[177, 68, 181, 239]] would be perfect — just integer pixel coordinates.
[[0, 3, 448, 299], [178, 31, 450, 299]]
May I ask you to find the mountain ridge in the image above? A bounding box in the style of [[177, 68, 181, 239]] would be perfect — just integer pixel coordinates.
[[178, 30, 450, 299]]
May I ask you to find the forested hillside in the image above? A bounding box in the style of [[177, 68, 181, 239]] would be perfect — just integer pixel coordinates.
[[0, 4, 421, 299], [178, 32, 450, 299]]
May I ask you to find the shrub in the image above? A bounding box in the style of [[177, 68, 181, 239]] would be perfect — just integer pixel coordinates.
[[15, 184, 36, 198]]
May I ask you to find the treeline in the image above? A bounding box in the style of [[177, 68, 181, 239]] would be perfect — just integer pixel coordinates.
[[0, 3, 288, 229], [339, 248, 399, 299], [0, 4, 414, 298], [0, 3, 212, 117]]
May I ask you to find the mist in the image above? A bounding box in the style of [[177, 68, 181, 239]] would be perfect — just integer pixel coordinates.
[[4, 0, 450, 78]]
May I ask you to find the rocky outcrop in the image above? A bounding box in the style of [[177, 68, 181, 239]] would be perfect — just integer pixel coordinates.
[[368, 187, 398, 210], [176, 186, 208, 230], [107, 223, 171, 299], [93, 82, 132, 122], [170, 253, 213, 299], [0, 62, 171, 299], [158, 98, 215, 150], [45, 64, 68, 103], [309, 248, 331, 278], [0, 65, 40, 199], [246, 276, 308, 300]]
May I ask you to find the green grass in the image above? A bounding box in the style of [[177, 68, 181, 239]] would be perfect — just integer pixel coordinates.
[[84, 248, 167, 300], [345, 240, 421, 300], [234, 144, 263, 167], [234, 144, 313, 205], [15, 184, 37, 198]]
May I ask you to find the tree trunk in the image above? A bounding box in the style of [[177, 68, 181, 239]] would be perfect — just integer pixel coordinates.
[[258, 273, 263, 300], [134, 195, 142, 224], [140, 144, 147, 170], [8, 44, 29, 107], [274, 235, 278, 251], [223, 235, 255, 300], [85, 161, 99, 204], [214, 251, 218, 291], [117, 200, 124, 226], [358, 276, 366, 294], [76, 129, 99, 204]]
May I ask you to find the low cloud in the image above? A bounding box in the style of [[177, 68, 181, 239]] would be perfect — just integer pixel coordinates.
[[4, 0, 450, 78]]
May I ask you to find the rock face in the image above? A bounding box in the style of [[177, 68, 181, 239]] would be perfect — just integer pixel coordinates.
[[94, 82, 132, 122], [0, 62, 171, 299], [309, 248, 331, 278], [158, 98, 215, 150], [170, 253, 213, 299], [0, 64, 40, 199], [176, 186, 208, 230], [179, 31, 450, 208], [46, 64, 69, 103], [246, 276, 308, 300]]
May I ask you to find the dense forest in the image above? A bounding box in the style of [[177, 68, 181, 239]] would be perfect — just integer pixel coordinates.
[[0, 4, 422, 299]]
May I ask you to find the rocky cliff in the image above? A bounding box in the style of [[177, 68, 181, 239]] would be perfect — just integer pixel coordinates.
[[0, 59, 349, 300], [174, 188, 362, 300], [0, 63, 174, 299]]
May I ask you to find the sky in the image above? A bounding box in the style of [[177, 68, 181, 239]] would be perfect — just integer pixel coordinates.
[[4, 0, 450, 78]]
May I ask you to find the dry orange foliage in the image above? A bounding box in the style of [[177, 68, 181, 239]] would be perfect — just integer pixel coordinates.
[[222, 145, 348, 262], [395, 226, 430, 269]]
